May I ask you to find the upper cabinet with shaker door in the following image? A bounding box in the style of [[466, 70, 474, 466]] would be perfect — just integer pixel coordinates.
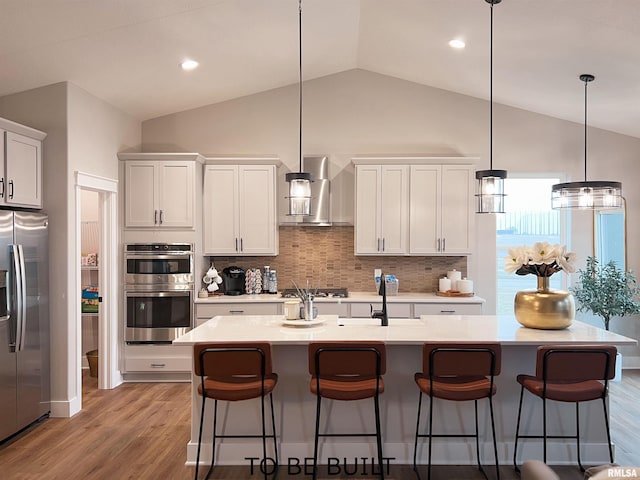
[[0, 117, 47, 209], [203, 158, 280, 256], [354, 164, 409, 255], [409, 164, 474, 255], [353, 157, 475, 256], [118, 153, 203, 229]]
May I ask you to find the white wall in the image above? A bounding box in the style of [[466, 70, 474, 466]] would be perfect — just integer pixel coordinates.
[[0, 82, 141, 416], [143, 68, 640, 364]]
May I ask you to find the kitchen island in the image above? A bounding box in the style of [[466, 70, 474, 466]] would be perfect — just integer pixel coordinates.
[[174, 315, 636, 470]]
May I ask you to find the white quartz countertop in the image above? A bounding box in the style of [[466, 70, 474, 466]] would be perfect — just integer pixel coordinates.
[[174, 314, 636, 347], [194, 292, 485, 304]]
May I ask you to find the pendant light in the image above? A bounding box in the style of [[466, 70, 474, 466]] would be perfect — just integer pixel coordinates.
[[475, 0, 507, 214], [285, 0, 313, 216], [551, 74, 623, 209]]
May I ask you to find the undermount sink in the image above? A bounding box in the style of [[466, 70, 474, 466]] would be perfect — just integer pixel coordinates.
[[336, 318, 423, 327]]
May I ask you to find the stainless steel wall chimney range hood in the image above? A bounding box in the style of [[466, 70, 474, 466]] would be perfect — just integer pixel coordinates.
[[301, 155, 331, 226]]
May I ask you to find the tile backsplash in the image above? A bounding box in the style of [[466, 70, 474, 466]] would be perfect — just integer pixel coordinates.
[[209, 226, 467, 294]]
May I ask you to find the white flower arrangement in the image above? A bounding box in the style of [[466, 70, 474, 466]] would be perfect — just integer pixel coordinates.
[[504, 242, 577, 277]]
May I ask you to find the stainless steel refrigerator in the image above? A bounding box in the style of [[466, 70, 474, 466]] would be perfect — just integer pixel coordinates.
[[0, 210, 49, 442]]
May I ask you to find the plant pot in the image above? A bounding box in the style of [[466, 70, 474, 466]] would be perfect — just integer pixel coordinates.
[[514, 276, 575, 330]]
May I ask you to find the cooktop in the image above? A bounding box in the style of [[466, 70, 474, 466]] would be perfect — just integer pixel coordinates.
[[280, 288, 348, 299]]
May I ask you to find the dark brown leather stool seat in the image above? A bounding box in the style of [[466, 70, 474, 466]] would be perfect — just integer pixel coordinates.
[[308, 342, 386, 480], [413, 342, 502, 480], [194, 342, 278, 480], [513, 345, 617, 473]]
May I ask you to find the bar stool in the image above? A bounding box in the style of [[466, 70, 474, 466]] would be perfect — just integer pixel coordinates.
[[194, 342, 278, 480], [308, 341, 386, 480], [513, 345, 617, 473], [413, 342, 501, 480]]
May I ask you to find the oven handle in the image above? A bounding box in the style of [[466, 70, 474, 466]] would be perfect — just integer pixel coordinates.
[[125, 290, 193, 298], [125, 253, 193, 260]]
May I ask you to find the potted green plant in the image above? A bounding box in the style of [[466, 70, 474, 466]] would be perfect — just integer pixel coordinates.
[[571, 256, 640, 331]]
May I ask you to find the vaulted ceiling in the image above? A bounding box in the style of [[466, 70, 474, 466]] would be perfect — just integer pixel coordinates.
[[2, 0, 639, 138]]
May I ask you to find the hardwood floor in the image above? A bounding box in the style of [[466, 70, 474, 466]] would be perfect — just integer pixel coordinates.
[[1, 370, 638, 479]]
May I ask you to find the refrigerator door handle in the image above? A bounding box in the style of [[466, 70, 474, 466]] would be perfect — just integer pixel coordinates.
[[17, 244, 26, 352], [10, 244, 24, 352]]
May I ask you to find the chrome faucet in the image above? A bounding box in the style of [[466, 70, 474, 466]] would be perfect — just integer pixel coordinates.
[[370, 273, 389, 326]]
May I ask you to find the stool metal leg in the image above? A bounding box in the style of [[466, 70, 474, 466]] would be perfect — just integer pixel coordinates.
[[195, 395, 207, 480], [413, 391, 423, 477], [474, 400, 483, 476], [270, 393, 279, 471], [427, 394, 434, 480], [513, 385, 525, 473], [542, 397, 547, 465], [602, 396, 614, 464], [576, 402, 584, 472], [312, 394, 322, 480], [374, 393, 384, 480], [488, 395, 500, 480]]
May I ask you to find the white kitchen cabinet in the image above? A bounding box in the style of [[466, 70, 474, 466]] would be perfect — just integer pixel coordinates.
[[123, 160, 195, 228], [409, 164, 474, 255], [203, 161, 278, 255], [195, 302, 281, 326], [123, 344, 191, 373], [355, 164, 409, 254], [1, 118, 46, 209], [349, 302, 412, 318], [414, 302, 483, 316]]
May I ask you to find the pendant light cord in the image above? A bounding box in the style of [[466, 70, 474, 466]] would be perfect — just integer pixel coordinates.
[[489, 0, 494, 171], [584, 78, 588, 182], [298, 0, 303, 174]]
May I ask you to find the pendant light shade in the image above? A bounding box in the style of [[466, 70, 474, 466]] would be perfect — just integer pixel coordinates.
[[551, 74, 623, 209], [476, 0, 507, 214], [286, 0, 312, 216]]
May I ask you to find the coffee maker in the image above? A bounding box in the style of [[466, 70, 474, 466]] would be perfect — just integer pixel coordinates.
[[222, 266, 245, 295]]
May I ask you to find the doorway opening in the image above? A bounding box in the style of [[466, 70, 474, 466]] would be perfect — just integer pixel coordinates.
[[75, 172, 121, 408]]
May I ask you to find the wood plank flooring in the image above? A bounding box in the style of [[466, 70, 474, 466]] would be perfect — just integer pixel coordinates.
[[1, 370, 638, 479]]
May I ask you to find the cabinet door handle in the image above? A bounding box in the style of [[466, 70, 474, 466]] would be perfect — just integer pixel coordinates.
[[150, 363, 166, 368], [229, 310, 244, 315], [442, 238, 446, 252], [240, 238, 243, 252], [377, 238, 381, 252], [154, 210, 158, 224], [0, 178, 4, 198], [437, 238, 441, 252], [382, 238, 385, 251], [159, 210, 163, 225], [235, 238, 238, 251], [440, 310, 456, 314], [9, 180, 14, 199]]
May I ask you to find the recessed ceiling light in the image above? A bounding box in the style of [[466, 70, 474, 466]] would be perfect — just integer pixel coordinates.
[[180, 59, 199, 71], [448, 39, 465, 49]]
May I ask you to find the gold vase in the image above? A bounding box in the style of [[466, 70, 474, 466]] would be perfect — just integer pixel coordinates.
[[514, 276, 575, 330]]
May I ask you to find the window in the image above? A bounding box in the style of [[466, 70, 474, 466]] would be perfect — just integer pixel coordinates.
[[595, 209, 625, 269], [496, 177, 564, 315]]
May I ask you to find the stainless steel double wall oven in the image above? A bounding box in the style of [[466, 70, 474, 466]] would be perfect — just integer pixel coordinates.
[[124, 243, 194, 343]]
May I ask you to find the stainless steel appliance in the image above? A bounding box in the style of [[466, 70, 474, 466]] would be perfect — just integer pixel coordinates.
[[124, 243, 193, 344], [0, 211, 49, 442], [302, 156, 331, 226], [280, 288, 348, 298]]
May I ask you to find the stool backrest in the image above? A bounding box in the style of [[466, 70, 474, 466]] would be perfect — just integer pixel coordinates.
[[536, 345, 617, 381], [423, 342, 502, 377], [308, 342, 386, 377], [194, 342, 273, 377]]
